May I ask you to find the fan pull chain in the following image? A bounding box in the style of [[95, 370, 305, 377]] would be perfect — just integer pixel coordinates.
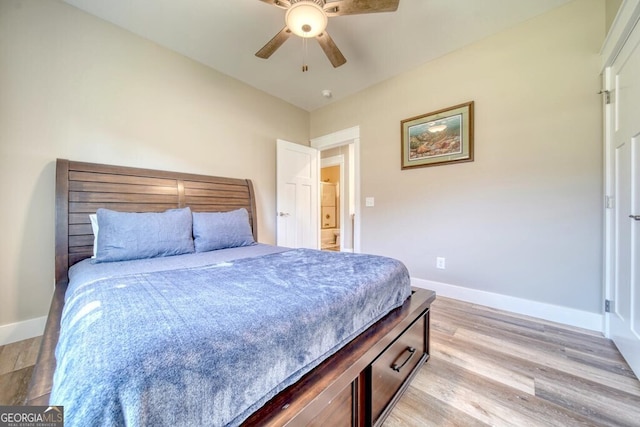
[[302, 36, 309, 72]]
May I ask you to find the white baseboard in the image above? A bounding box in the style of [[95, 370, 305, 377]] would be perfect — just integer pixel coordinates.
[[0, 316, 47, 346], [412, 278, 604, 333]]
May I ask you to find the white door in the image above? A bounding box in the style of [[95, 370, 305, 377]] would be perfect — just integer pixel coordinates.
[[606, 11, 640, 378], [276, 139, 319, 248]]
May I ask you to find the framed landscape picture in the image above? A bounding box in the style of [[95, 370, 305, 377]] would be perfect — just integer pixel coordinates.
[[401, 101, 474, 169]]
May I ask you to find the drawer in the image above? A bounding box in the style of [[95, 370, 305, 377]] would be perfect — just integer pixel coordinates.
[[370, 315, 426, 423], [308, 381, 355, 427]]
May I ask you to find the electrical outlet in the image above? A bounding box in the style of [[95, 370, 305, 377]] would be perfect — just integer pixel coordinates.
[[436, 257, 446, 269]]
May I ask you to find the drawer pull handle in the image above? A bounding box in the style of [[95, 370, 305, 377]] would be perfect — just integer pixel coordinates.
[[391, 347, 416, 372]]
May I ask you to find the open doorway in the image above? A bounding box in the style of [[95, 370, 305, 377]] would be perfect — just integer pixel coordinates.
[[320, 158, 344, 251], [311, 126, 360, 253]]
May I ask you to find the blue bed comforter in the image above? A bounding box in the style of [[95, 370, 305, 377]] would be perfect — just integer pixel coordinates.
[[50, 248, 411, 426]]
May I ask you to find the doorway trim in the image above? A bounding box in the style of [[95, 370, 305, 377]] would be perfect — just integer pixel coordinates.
[[311, 126, 361, 253]]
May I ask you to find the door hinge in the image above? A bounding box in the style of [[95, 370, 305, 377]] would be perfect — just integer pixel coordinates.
[[599, 90, 611, 104], [605, 195, 614, 209], [605, 299, 612, 313]]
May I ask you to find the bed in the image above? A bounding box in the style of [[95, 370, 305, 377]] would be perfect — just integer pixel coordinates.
[[26, 159, 436, 426]]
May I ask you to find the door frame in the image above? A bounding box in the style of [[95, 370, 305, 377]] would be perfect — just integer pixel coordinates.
[[311, 126, 361, 253], [602, 66, 613, 338]]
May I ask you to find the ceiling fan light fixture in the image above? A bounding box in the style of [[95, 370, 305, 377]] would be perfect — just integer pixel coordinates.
[[285, 1, 328, 38]]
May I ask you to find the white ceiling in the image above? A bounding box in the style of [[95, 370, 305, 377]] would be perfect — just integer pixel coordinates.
[[63, 0, 570, 111]]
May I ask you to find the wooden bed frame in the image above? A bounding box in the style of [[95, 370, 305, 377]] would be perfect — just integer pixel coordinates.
[[26, 159, 435, 426]]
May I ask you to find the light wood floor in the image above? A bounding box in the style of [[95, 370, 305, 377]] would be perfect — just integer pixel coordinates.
[[1, 297, 639, 426], [0, 334, 41, 405], [384, 297, 640, 427]]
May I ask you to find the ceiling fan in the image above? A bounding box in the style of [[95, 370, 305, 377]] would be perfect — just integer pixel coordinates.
[[256, 0, 400, 69]]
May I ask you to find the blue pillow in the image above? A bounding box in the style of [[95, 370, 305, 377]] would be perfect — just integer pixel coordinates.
[[95, 207, 195, 263], [192, 208, 255, 252]]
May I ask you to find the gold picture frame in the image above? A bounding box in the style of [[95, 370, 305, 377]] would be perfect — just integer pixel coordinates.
[[401, 101, 474, 169]]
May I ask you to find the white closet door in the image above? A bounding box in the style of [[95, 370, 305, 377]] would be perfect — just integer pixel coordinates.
[[605, 3, 640, 378]]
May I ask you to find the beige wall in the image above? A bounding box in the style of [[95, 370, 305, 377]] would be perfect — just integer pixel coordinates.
[[0, 1, 309, 329], [310, 0, 605, 313], [606, 0, 623, 33]]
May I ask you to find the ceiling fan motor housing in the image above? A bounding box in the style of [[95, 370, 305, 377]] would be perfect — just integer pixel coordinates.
[[290, 0, 326, 7]]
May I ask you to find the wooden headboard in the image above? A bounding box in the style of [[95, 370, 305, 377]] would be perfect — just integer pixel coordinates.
[[55, 159, 258, 286]]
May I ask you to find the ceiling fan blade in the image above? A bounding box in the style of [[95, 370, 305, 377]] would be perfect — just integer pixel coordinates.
[[316, 31, 347, 68], [324, 0, 400, 16], [256, 27, 292, 59], [258, 0, 291, 10]]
